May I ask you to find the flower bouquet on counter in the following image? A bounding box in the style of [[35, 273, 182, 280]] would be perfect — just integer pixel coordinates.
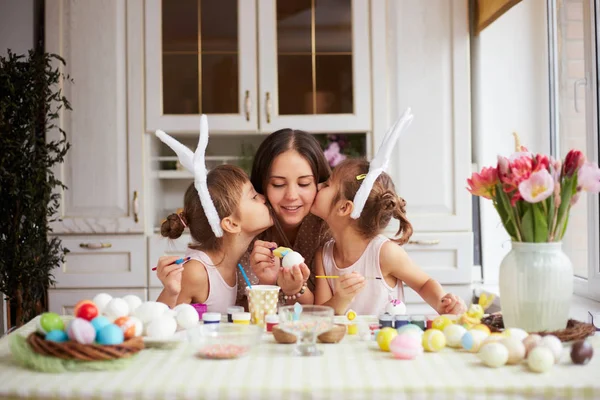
[[467, 135, 600, 242]]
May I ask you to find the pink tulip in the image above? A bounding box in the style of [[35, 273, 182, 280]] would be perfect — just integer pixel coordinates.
[[563, 150, 585, 177], [467, 167, 499, 199], [577, 162, 600, 193], [518, 169, 555, 203]]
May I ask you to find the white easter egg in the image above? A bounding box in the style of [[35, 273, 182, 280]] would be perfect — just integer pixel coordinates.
[[384, 300, 407, 316], [504, 327, 529, 342], [92, 293, 113, 314], [175, 304, 199, 330], [527, 346, 554, 372], [122, 295, 142, 314], [539, 335, 563, 364], [133, 301, 169, 324], [282, 251, 305, 268], [523, 334, 543, 356], [146, 316, 177, 339], [479, 342, 509, 368], [104, 298, 130, 319], [443, 324, 467, 348], [501, 336, 526, 364]]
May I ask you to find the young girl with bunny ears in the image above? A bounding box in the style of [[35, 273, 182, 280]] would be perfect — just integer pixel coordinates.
[[155, 116, 273, 313], [312, 109, 467, 316]]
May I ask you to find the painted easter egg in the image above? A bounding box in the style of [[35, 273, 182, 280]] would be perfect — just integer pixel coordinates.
[[96, 324, 125, 345], [471, 324, 491, 336], [376, 327, 398, 352], [443, 324, 467, 348], [523, 334, 542, 357], [90, 316, 111, 332], [390, 334, 423, 360], [67, 318, 96, 344], [122, 295, 142, 314], [36, 312, 64, 335], [92, 293, 113, 314], [539, 335, 562, 364], [478, 342, 509, 368], [45, 330, 69, 343], [461, 329, 488, 353], [527, 346, 554, 373], [114, 316, 143, 339], [504, 327, 529, 342], [384, 299, 407, 316], [282, 251, 305, 269], [501, 336, 526, 364], [75, 301, 99, 321], [431, 315, 453, 331], [396, 324, 424, 340], [483, 332, 506, 345], [570, 340, 594, 365], [422, 329, 446, 352]]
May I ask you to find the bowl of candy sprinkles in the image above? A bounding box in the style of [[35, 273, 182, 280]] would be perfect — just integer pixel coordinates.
[[186, 323, 263, 360]]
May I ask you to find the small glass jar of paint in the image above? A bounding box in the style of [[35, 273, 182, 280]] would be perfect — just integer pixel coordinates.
[[379, 313, 393, 328], [232, 312, 251, 325], [191, 303, 207, 320], [265, 314, 279, 332], [227, 306, 245, 323], [425, 315, 437, 330], [202, 312, 221, 324], [410, 315, 425, 330], [393, 315, 409, 329]]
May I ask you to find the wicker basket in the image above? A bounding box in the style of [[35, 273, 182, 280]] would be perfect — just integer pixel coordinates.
[[27, 333, 144, 361], [272, 324, 347, 344], [481, 313, 596, 342]]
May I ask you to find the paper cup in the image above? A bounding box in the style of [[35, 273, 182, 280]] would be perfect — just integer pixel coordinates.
[[247, 285, 280, 327]]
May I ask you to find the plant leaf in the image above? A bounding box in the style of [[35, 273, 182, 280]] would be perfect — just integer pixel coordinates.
[[533, 202, 549, 242], [521, 206, 534, 242]]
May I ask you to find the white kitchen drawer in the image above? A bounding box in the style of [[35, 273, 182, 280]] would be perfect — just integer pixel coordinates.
[[48, 288, 147, 315], [403, 232, 473, 284], [147, 234, 192, 287], [53, 235, 147, 288]]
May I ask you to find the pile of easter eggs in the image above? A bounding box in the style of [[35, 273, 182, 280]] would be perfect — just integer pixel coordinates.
[[38, 293, 201, 346]]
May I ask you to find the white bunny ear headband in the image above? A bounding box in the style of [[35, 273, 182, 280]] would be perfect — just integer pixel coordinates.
[[350, 108, 414, 219], [155, 115, 224, 237]]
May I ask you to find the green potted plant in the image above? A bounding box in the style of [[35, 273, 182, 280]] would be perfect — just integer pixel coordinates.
[[467, 134, 600, 332], [0, 50, 71, 328]]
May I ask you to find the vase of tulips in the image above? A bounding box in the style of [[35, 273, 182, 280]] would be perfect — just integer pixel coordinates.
[[468, 139, 600, 332]]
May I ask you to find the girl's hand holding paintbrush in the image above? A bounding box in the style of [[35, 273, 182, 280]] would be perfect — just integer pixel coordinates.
[[153, 256, 189, 296]]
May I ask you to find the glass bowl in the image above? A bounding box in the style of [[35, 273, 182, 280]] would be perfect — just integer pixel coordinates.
[[186, 324, 263, 359], [278, 305, 334, 356]]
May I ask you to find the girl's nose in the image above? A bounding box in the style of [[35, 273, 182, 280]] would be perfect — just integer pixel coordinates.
[[284, 185, 298, 200]]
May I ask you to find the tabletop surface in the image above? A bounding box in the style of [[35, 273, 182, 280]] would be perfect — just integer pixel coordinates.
[[0, 316, 599, 400]]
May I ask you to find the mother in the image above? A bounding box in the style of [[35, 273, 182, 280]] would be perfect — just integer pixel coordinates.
[[238, 129, 331, 305]]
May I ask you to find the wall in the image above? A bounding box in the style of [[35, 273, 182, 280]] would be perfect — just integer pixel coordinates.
[[0, 0, 35, 335], [472, 0, 551, 284]]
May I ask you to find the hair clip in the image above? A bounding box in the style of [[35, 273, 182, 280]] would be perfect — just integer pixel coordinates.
[[356, 174, 367, 181]]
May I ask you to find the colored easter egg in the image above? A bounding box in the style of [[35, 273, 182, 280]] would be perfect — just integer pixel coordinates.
[[384, 299, 407, 316], [478, 342, 509, 368], [471, 324, 491, 336], [45, 330, 69, 343], [73, 300, 96, 318], [504, 327, 529, 342], [90, 316, 111, 332], [92, 293, 113, 314], [422, 329, 446, 352], [539, 335, 562, 364], [390, 334, 423, 359], [122, 295, 142, 314], [570, 340, 594, 365], [104, 298, 130, 319], [461, 329, 488, 353], [175, 304, 199, 330], [523, 334, 542, 357], [431, 315, 453, 331], [36, 312, 64, 335], [376, 327, 398, 352], [443, 324, 467, 348], [75, 302, 99, 321], [67, 318, 96, 344], [146, 315, 177, 339], [114, 316, 143, 339], [527, 346, 554, 373], [501, 337, 526, 364], [396, 324, 424, 341], [282, 251, 304, 268], [96, 324, 125, 345], [483, 332, 506, 345]]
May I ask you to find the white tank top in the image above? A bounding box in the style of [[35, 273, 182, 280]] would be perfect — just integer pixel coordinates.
[[321, 235, 404, 315], [185, 248, 237, 314]]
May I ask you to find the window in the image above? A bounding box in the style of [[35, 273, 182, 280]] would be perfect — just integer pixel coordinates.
[[550, 0, 600, 300]]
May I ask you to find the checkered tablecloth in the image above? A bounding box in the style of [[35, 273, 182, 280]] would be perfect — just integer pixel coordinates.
[[0, 316, 598, 400]]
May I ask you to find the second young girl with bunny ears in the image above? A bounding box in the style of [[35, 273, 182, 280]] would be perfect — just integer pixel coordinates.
[[155, 116, 273, 313], [312, 110, 466, 316]]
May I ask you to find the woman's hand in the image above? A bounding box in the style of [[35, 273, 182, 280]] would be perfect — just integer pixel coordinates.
[[155, 256, 184, 296], [440, 293, 466, 315], [278, 263, 311, 295], [334, 272, 366, 303], [250, 240, 279, 285]]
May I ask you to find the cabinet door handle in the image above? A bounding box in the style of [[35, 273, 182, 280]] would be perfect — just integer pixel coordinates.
[[265, 92, 272, 123], [80, 243, 112, 249], [133, 190, 139, 223], [407, 239, 440, 246], [244, 90, 251, 121]]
